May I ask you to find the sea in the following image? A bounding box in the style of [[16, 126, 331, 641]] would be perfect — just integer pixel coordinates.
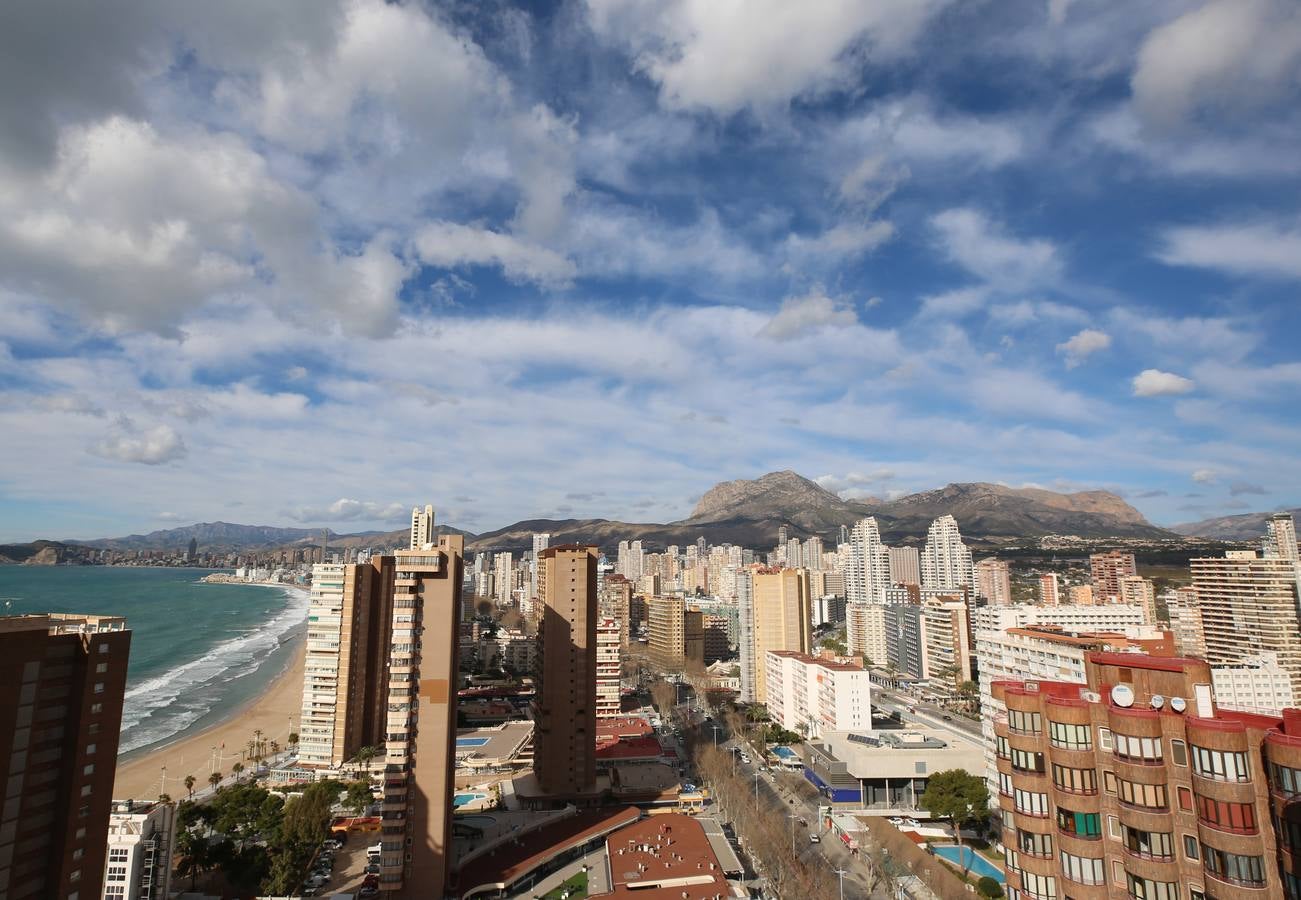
[[0, 566, 309, 757]]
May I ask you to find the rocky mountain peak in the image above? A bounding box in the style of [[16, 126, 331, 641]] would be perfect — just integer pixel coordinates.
[[689, 470, 846, 521]]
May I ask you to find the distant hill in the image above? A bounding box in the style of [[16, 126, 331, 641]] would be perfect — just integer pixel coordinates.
[[5, 471, 1178, 560], [1171, 508, 1301, 541]]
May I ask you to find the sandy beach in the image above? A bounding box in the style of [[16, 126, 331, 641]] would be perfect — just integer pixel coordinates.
[[113, 638, 306, 801]]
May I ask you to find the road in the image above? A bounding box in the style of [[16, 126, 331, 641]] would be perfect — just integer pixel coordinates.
[[868, 690, 982, 742]]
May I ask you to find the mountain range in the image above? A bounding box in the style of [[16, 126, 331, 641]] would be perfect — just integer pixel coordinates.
[[3, 471, 1194, 562], [1171, 508, 1301, 541]]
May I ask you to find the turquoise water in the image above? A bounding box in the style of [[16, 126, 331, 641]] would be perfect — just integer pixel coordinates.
[[932, 845, 1005, 883], [453, 793, 488, 807], [0, 567, 308, 756]]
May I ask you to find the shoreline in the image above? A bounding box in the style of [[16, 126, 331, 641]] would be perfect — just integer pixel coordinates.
[[113, 633, 307, 801]]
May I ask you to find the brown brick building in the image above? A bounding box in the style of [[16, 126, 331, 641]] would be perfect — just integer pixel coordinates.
[[993, 652, 1301, 899], [0, 614, 131, 900]]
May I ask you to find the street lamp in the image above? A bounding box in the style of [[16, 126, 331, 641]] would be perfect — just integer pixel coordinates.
[[834, 867, 847, 900], [788, 813, 799, 855], [710, 723, 721, 747], [754, 771, 759, 804]]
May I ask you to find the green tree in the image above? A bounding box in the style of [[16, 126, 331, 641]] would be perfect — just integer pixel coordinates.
[[208, 771, 222, 790], [288, 731, 299, 747], [344, 780, 373, 815], [175, 828, 212, 891], [184, 774, 196, 801], [919, 769, 990, 875], [231, 762, 245, 783], [978, 875, 1004, 898]]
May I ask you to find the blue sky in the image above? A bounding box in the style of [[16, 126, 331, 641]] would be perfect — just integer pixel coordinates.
[[2, 0, 1300, 542]]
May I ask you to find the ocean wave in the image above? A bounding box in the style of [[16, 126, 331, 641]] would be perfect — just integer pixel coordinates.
[[118, 585, 310, 753]]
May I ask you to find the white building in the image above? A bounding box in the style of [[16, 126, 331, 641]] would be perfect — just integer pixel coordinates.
[[103, 799, 175, 900], [887, 546, 920, 587], [846, 601, 887, 666], [596, 617, 622, 719], [410, 504, 435, 549], [1212, 652, 1297, 716], [764, 650, 871, 739], [844, 517, 891, 604], [920, 515, 975, 592], [975, 557, 1012, 605], [299, 562, 346, 767], [971, 603, 1147, 634]]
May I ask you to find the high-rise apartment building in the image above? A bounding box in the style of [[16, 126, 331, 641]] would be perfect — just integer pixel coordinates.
[[1039, 572, 1061, 606], [409, 504, 434, 549], [888, 545, 920, 586], [1089, 549, 1137, 603], [1119, 575, 1158, 625], [596, 617, 622, 719], [0, 614, 131, 900], [103, 799, 175, 900], [534, 545, 599, 796], [1265, 512, 1300, 561], [1069, 584, 1095, 605], [380, 534, 464, 896], [738, 572, 757, 703], [764, 651, 872, 739], [646, 597, 704, 671], [885, 598, 972, 684], [300, 557, 395, 768], [846, 600, 888, 667], [1167, 586, 1206, 658], [846, 517, 891, 603], [1193, 549, 1301, 695], [976, 557, 1013, 605], [530, 532, 551, 598], [921, 515, 976, 592], [748, 567, 811, 704], [992, 651, 1301, 900]]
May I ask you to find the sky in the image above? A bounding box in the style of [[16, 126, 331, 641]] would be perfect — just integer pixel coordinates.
[[2, 0, 1300, 542]]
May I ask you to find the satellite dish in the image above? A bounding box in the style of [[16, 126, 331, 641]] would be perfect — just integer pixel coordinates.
[[1151, 695, 1165, 709], [1170, 696, 1187, 713], [1112, 684, 1135, 708]]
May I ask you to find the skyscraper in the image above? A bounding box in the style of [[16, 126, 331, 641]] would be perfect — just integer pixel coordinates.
[[1119, 574, 1157, 625], [737, 571, 757, 703], [846, 517, 891, 603], [1193, 549, 1301, 694], [529, 532, 551, 598], [380, 533, 464, 895], [1089, 549, 1137, 603], [920, 514, 975, 591], [1039, 572, 1060, 606], [299, 557, 395, 768], [534, 545, 598, 796], [1265, 512, 1300, 561], [975, 557, 1012, 605], [186, 536, 197, 562], [748, 567, 811, 704], [0, 614, 131, 900], [887, 546, 920, 587], [595, 616, 622, 719], [409, 503, 434, 549]]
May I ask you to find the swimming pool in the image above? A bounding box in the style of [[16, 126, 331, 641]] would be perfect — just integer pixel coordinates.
[[931, 845, 1005, 883], [453, 792, 489, 807], [456, 737, 490, 748], [773, 746, 799, 760]]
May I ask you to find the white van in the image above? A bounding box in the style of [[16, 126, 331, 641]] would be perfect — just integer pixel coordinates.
[[366, 843, 382, 859]]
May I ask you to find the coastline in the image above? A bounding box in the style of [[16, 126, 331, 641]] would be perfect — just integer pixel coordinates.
[[113, 634, 306, 801]]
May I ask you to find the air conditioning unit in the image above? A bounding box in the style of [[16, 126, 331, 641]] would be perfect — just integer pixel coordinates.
[[1080, 690, 1101, 703]]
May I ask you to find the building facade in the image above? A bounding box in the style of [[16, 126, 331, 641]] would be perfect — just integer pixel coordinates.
[[977, 557, 1014, 606], [921, 515, 976, 592], [764, 650, 872, 738], [596, 616, 622, 719], [0, 614, 131, 900], [1193, 551, 1301, 695], [992, 651, 1301, 900], [102, 799, 175, 900], [748, 567, 811, 704], [1090, 550, 1138, 603], [534, 545, 599, 796], [847, 600, 888, 668]]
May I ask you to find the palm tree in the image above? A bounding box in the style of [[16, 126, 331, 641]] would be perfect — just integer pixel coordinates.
[[208, 772, 222, 790], [231, 762, 245, 783], [254, 728, 265, 760], [269, 739, 280, 756], [288, 731, 299, 747], [184, 775, 196, 801]]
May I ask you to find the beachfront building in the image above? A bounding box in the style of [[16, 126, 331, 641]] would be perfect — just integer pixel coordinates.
[[534, 545, 600, 797], [764, 650, 871, 739], [596, 616, 622, 719], [299, 557, 395, 768], [0, 613, 132, 900], [992, 651, 1301, 900], [103, 799, 175, 900], [380, 533, 466, 896]]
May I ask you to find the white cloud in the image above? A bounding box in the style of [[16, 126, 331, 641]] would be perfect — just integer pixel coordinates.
[[585, 0, 951, 113], [930, 208, 1061, 289], [1056, 329, 1111, 368], [1191, 360, 1301, 399], [1191, 468, 1217, 484], [1132, 368, 1195, 397], [759, 289, 858, 341], [34, 394, 104, 416], [90, 419, 187, 465], [1156, 220, 1301, 280], [783, 221, 895, 265], [966, 369, 1102, 422], [1132, 0, 1301, 130], [917, 287, 988, 320], [1109, 309, 1257, 361], [414, 222, 576, 287], [287, 498, 408, 523]]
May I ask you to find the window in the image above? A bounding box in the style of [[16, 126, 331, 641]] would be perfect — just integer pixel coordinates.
[[1052, 764, 1098, 794], [1061, 850, 1105, 884], [106, 866, 126, 881], [85, 743, 96, 755], [1116, 778, 1168, 810], [1114, 733, 1163, 762], [1103, 770, 1117, 793], [1202, 845, 1265, 887], [1125, 873, 1179, 899], [1099, 727, 1113, 751], [1122, 826, 1174, 860], [996, 735, 1011, 760], [1271, 762, 1301, 796], [90, 703, 102, 714], [1108, 816, 1122, 839], [1008, 709, 1042, 734], [1177, 786, 1193, 811], [1191, 745, 1250, 781], [1049, 721, 1092, 750], [80, 784, 92, 797], [1057, 808, 1101, 839], [95, 663, 107, 674], [82, 764, 94, 776], [108, 848, 128, 862], [998, 772, 1014, 797], [98, 642, 109, 653], [1276, 814, 1301, 851], [1196, 797, 1257, 833], [1013, 748, 1045, 774], [93, 682, 104, 694], [1020, 872, 1057, 898], [1183, 835, 1200, 860], [1014, 788, 1050, 816], [1017, 829, 1053, 858], [1170, 739, 1187, 766]]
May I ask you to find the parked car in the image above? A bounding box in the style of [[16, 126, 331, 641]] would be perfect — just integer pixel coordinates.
[[809, 833, 821, 843]]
